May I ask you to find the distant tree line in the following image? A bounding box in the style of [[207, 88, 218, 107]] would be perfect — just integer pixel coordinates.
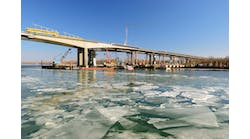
[[192, 56, 229, 69]]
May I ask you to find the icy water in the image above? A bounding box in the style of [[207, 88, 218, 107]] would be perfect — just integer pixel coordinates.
[[21, 65, 229, 139]]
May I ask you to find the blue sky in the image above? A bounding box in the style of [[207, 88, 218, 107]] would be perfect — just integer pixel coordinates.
[[21, 0, 228, 62]]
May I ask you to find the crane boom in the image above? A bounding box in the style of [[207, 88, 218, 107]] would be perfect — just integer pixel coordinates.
[[60, 48, 71, 62]]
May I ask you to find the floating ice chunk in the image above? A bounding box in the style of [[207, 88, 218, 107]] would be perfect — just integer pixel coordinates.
[[147, 118, 168, 124], [104, 130, 172, 139], [90, 81, 113, 89], [21, 76, 39, 83], [104, 130, 141, 139], [179, 111, 219, 128], [214, 108, 229, 123], [63, 114, 75, 120], [152, 119, 191, 129], [36, 88, 66, 92], [43, 109, 65, 115], [177, 86, 218, 104], [144, 96, 170, 106], [45, 122, 57, 128], [159, 91, 180, 97], [163, 126, 228, 139], [96, 106, 135, 122], [30, 108, 116, 138], [84, 108, 109, 121], [35, 116, 51, 125], [111, 82, 130, 89], [133, 84, 159, 91], [143, 90, 161, 97], [138, 106, 219, 128], [32, 119, 113, 139], [119, 118, 137, 129]]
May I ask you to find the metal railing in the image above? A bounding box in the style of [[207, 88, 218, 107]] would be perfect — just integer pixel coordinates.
[[25, 24, 83, 40]]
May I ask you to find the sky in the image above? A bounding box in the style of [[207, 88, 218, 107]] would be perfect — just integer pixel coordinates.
[[21, 0, 229, 62]]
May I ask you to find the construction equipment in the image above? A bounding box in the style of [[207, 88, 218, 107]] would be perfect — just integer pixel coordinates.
[[106, 48, 111, 64], [42, 48, 73, 70], [124, 26, 128, 45], [26, 24, 59, 37], [25, 24, 83, 40], [103, 48, 115, 67], [53, 48, 72, 65]]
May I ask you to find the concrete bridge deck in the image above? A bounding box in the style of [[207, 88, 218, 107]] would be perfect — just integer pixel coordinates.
[[21, 31, 206, 68]]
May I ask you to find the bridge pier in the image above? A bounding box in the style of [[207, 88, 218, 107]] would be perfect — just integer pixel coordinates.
[[158, 55, 160, 64], [148, 53, 152, 66], [147, 53, 156, 66], [128, 51, 138, 66], [134, 51, 137, 65], [170, 56, 178, 64], [153, 54, 156, 65], [162, 55, 165, 64], [88, 49, 96, 67], [131, 51, 134, 65], [170, 56, 174, 64], [77, 48, 89, 68]]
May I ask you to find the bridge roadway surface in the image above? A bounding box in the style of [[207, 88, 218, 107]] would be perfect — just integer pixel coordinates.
[[21, 32, 205, 60]]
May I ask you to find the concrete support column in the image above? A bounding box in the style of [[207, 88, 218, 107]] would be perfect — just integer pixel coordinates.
[[167, 55, 171, 63], [77, 48, 84, 67], [171, 56, 177, 64], [77, 48, 89, 67], [125, 52, 130, 65], [185, 58, 189, 64], [176, 57, 180, 64], [169, 56, 172, 64], [153, 54, 156, 65], [88, 49, 96, 67], [84, 48, 89, 68], [149, 54, 152, 66], [130, 51, 133, 65], [134, 52, 137, 65], [181, 57, 186, 64], [163, 55, 165, 64], [129, 51, 137, 66], [145, 53, 148, 65], [93, 58, 96, 67]]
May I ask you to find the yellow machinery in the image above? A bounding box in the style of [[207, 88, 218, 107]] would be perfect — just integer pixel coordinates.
[[26, 28, 59, 36], [25, 24, 83, 40]]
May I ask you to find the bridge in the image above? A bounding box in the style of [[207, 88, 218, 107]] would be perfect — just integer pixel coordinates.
[[21, 26, 206, 68]]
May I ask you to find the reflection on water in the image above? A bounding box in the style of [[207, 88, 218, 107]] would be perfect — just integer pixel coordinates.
[[21, 65, 229, 139]]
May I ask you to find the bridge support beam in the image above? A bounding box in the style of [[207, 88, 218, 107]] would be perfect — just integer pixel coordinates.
[[77, 48, 89, 68]]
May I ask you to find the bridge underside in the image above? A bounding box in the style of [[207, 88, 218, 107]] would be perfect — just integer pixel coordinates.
[[21, 32, 206, 68], [76, 47, 196, 68]]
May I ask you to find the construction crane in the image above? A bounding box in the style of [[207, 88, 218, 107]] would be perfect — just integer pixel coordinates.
[[53, 48, 72, 65], [123, 26, 128, 45], [103, 48, 117, 67]]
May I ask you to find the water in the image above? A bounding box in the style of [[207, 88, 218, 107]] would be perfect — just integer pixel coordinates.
[[21, 65, 229, 139]]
